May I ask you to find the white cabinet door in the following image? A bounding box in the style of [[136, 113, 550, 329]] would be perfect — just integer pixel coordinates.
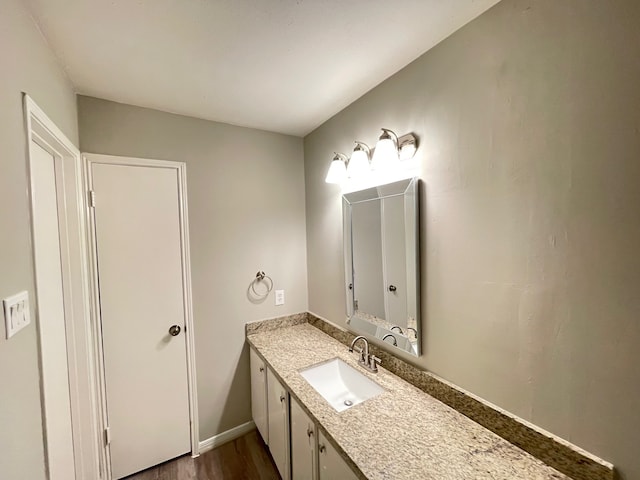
[[318, 431, 358, 480], [267, 368, 290, 479], [290, 397, 316, 480], [250, 348, 269, 444]]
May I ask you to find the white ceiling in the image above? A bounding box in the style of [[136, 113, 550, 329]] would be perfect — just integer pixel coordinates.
[[24, 0, 501, 136]]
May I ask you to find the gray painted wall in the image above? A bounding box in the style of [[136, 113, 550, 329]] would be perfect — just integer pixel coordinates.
[[304, 1, 640, 479], [77, 96, 308, 440], [0, 0, 79, 478]]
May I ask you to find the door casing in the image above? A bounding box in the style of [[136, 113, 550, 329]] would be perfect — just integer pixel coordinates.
[[24, 94, 102, 480]]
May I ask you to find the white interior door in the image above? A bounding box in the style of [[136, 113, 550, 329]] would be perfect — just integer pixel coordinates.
[[90, 160, 191, 479], [30, 140, 76, 480]]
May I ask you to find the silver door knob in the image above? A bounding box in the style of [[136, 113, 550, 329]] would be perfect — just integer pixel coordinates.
[[169, 325, 181, 336]]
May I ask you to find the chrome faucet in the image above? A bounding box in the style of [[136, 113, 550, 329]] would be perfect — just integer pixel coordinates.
[[349, 335, 368, 364], [349, 335, 381, 373]]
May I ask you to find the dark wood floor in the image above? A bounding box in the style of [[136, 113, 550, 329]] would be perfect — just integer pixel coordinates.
[[123, 429, 280, 480]]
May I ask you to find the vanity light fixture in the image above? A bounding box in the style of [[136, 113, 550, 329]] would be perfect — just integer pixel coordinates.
[[398, 133, 418, 160], [371, 128, 400, 171], [324, 129, 419, 190], [325, 152, 348, 184], [346, 141, 371, 178]]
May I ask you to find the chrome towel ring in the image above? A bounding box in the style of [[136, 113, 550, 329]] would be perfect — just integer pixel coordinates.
[[251, 271, 273, 297]]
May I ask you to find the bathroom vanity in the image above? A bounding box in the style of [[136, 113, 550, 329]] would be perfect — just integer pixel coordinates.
[[247, 319, 572, 480], [250, 343, 358, 479]]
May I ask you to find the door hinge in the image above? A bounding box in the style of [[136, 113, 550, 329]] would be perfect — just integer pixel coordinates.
[[89, 190, 96, 208], [104, 426, 111, 445]]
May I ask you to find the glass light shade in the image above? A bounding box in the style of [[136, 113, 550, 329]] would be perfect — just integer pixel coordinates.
[[371, 137, 399, 171], [347, 149, 370, 178], [399, 141, 417, 160], [325, 157, 347, 184]]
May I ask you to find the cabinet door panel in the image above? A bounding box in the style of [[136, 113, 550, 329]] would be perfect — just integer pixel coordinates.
[[318, 431, 358, 480], [290, 397, 315, 480], [249, 348, 268, 444], [267, 368, 290, 479]]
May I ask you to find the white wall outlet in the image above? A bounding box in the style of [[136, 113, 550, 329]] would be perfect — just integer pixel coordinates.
[[275, 289, 285, 306], [3, 291, 31, 339]]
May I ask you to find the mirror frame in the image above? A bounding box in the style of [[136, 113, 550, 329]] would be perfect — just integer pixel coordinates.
[[342, 177, 421, 356]]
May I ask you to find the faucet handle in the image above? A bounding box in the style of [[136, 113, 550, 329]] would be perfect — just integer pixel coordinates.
[[368, 355, 381, 372]]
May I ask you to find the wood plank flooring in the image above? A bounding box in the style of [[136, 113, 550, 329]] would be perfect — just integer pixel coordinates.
[[123, 429, 280, 480]]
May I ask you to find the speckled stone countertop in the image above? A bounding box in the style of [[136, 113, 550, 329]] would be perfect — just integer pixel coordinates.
[[247, 323, 570, 480]]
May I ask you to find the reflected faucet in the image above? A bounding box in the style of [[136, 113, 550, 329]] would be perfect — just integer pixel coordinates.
[[406, 327, 417, 339], [391, 326, 404, 335], [382, 334, 397, 346]]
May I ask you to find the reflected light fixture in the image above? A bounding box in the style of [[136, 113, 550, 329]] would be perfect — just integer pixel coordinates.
[[325, 152, 348, 184], [346, 141, 371, 178], [371, 128, 400, 171]]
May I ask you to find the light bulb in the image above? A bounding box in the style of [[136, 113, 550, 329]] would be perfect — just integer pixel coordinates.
[[325, 154, 347, 184], [371, 129, 399, 171], [347, 143, 370, 178]]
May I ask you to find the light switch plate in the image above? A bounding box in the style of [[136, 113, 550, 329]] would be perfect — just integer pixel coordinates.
[[3, 291, 31, 339], [275, 289, 285, 306]]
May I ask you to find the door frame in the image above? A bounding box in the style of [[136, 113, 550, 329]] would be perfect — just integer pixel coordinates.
[[24, 94, 102, 479], [84, 153, 200, 477]]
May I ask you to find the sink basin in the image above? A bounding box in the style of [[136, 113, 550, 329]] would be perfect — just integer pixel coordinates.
[[299, 358, 384, 412]]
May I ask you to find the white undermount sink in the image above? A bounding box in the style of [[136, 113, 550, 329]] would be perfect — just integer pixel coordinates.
[[299, 358, 384, 412]]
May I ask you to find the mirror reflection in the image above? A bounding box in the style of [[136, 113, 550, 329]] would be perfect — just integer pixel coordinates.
[[343, 177, 420, 356]]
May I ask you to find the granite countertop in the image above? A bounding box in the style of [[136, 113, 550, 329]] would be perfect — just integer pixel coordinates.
[[247, 323, 570, 480]]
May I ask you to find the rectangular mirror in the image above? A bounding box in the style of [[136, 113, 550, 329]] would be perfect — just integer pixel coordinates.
[[343, 177, 420, 356]]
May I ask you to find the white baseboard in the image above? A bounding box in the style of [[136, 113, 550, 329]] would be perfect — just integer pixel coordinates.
[[198, 420, 256, 454]]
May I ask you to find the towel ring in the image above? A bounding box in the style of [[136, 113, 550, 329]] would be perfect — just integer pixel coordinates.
[[251, 271, 273, 297]]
